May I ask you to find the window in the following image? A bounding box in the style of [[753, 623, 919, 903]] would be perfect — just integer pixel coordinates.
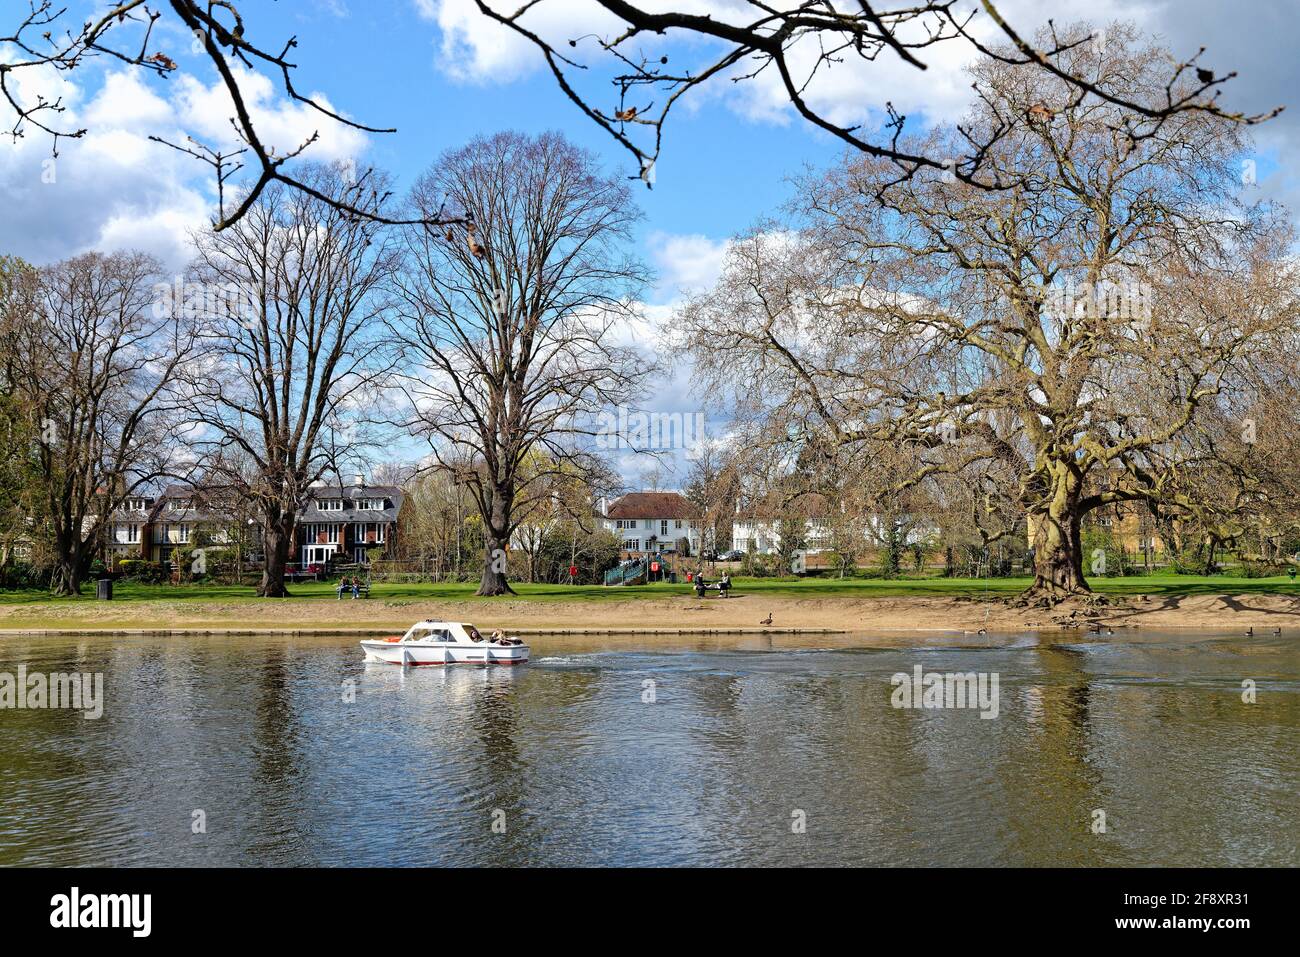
[[627, 539, 641, 551], [661, 520, 669, 536], [675, 520, 682, 530], [126, 498, 147, 512], [319, 499, 343, 512], [358, 498, 384, 511], [127, 524, 139, 543], [168, 500, 189, 511], [179, 524, 189, 543]]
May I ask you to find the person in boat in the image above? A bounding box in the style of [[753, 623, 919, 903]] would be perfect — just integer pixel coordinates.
[[468, 626, 485, 643]]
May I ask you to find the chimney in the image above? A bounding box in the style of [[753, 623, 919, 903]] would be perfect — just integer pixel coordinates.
[[597, 495, 608, 516], [353, 473, 365, 488]]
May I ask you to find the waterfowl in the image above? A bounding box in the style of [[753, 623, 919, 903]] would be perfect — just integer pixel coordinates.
[[759, 612, 773, 626]]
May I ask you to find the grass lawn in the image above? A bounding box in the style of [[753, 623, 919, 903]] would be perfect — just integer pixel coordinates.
[[2, 573, 1299, 605]]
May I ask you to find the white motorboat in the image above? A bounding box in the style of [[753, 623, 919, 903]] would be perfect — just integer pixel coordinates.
[[360, 620, 530, 666]]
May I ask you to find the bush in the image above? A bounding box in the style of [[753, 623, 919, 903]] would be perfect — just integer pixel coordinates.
[[1239, 560, 1287, 578], [118, 559, 166, 583], [0, 563, 52, 590]]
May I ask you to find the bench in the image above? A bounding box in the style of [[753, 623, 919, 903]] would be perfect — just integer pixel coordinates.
[[692, 580, 732, 598]]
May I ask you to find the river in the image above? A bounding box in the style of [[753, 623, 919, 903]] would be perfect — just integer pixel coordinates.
[[1, 630, 1295, 866]]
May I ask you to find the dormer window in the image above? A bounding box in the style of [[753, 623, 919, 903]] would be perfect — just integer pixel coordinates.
[[357, 498, 385, 511], [319, 499, 344, 512], [168, 500, 190, 511], [126, 498, 147, 512]]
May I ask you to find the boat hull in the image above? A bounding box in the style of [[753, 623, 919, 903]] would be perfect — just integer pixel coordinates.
[[359, 640, 529, 665]]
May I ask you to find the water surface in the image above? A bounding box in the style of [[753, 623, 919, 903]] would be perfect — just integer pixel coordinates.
[[1, 630, 1296, 866]]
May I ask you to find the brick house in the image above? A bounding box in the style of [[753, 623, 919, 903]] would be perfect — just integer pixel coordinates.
[[293, 478, 403, 567], [99, 476, 402, 569]]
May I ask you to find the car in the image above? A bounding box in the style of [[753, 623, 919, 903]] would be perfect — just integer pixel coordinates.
[[719, 550, 745, 562]]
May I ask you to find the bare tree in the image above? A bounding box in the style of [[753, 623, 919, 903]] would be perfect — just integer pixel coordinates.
[[683, 440, 742, 560], [1, 4, 1273, 227], [0, 256, 43, 578], [0, 1, 450, 230], [182, 164, 397, 597], [389, 131, 652, 596], [676, 24, 1298, 605], [476, 3, 1278, 187], [7, 251, 198, 595]]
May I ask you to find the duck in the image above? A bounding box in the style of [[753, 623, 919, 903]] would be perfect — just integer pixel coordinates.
[[759, 612, 773, 626], [1246, 626, 1254, 636]]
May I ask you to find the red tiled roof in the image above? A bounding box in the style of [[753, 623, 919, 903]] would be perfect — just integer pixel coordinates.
[[605, 492, 699, 520]]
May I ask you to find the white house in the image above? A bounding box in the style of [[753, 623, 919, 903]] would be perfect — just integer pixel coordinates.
[[730, 497, 932, 556], [101, 495, 154, 559], [598, 491, 702, 557], [731, 516, 833, 554]]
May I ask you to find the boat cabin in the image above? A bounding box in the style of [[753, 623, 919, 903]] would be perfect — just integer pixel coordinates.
[[400, 621, 483, 643]]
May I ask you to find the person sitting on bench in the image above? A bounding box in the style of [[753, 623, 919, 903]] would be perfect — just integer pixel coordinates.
[[337, 576, 351, 600]]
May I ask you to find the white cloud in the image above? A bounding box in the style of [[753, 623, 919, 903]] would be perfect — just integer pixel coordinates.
[[419, 0, 1159, 133], [172, 67, 368, 162], [647, 231, 730, 302], [0, 65, 370, 269]]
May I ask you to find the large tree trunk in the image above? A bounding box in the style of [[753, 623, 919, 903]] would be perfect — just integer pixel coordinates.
[[49, 530, 83, 597], [1022, 465, 1091, 605], [259, 515, 294, 598], [478, 533, 516, 596], [49, 558, 83, 597], [476, 485, 516, 596]]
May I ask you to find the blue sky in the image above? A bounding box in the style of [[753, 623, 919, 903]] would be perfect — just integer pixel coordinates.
[[1, 0, 1296, 486]]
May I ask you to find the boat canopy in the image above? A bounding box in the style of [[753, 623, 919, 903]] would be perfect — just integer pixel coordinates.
[[402, 621, 479, 643]]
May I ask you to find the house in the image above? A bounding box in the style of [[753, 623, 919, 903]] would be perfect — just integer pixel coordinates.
[[597, 491, 701, 557], [730, 494, 833, 555], [98, 474, 402, 570], [293, 476, 403, 567], [100, 489, 233, 566], [101, 494, 155, 560], [146, 485, 252, 568], [730, 495, 933, 557]]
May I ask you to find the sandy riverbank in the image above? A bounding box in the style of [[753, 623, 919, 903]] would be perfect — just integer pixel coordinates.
[[3, 590, 1300, 636]]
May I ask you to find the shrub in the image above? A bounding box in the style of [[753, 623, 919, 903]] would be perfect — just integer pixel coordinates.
[[1239, 560, 1286, 578]]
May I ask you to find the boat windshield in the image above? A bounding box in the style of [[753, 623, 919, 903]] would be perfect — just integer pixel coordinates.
[[406, 627, 452, 642]]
